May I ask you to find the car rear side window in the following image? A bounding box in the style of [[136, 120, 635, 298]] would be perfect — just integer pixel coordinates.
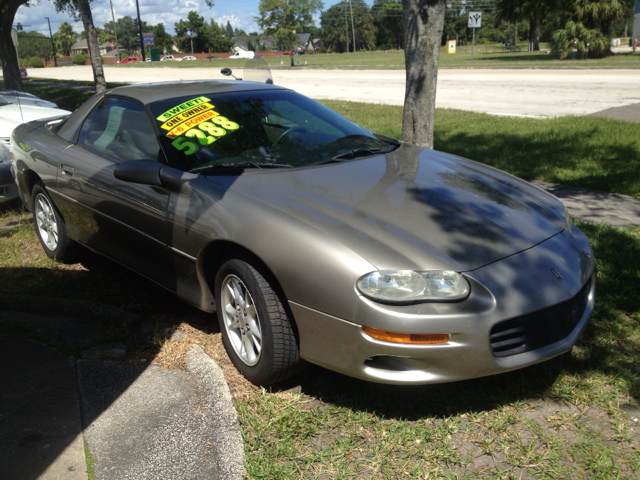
[[78, 97, 161, 163]]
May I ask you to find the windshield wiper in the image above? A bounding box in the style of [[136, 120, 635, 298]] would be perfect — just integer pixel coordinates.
[[312, 146, 391, 166], [189, 162, 292, 173]]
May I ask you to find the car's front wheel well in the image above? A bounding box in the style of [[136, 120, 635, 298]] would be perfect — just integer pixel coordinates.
[[19, 169, 42, 211], [200, 241, 300, 344]]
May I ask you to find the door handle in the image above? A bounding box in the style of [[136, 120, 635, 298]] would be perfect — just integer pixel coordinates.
[[60, 164, 74, 176]]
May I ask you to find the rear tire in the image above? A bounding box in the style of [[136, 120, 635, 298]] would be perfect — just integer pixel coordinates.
[[32, 183, 73, 262], [215, 259, 301, 386]]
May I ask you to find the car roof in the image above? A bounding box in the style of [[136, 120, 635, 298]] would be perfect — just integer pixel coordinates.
[[107, 80, 285, 105]]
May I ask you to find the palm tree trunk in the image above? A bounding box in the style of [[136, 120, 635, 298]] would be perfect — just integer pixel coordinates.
[[73, 0, 106, 92]]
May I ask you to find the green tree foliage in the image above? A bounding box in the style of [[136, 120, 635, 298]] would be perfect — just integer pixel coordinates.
[[175, 11, 207, 52], [321, 0, 375, 52], [17, 32, 52, 62], [0, 0, 31, 90], [549, 0, 629, 58], [53, 21, 78, 56], [372, 0, 403, 49], [28, 56, 44, 67], [175, 12, 232, 53], [104, 16, 142, 52], [225, 21, 234, 38], [496, 0, 557, 50], [151, 23, 174, 53], [72, 53, 86, 64], [256, 0, 323, 50]]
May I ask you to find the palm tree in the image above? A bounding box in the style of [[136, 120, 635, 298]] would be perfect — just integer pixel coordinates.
[[55, 21, 76, 56]]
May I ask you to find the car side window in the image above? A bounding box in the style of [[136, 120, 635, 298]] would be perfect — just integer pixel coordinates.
[[78, 97, 161, 163]]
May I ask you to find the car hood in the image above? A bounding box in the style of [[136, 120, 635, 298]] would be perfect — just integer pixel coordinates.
[[0, 104, 70, 123], [207, 144, 567, 272]]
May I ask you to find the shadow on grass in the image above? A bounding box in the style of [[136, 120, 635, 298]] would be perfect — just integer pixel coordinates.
[[434, 114, 640, 196]]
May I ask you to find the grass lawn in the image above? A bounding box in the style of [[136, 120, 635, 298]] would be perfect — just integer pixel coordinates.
[[321, 101, 640, 197], [102, 47, 640, 70]]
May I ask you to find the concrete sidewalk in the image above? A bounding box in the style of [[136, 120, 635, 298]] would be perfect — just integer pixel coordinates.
[[0, 309, 245, 480]]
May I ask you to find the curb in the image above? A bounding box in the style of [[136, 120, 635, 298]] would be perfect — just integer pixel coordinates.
[[187, 345, 247, 480]]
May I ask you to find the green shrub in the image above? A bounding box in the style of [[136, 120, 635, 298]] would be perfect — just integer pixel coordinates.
[[29, 56, 44, 68], [20, 58, 29, 67], [72, 54, 86, 65]]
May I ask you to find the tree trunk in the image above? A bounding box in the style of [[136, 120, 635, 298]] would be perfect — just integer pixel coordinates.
[[74, 0, 106, 93], [0, 0, 29, 91], [529, 7, 541, 51], [401, 0, 446, 149]]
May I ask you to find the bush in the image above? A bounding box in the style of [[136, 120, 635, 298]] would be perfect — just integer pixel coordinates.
[[29, 56, 44, 68], [20, 58, 29, 67], [72, 53, 86, 65]]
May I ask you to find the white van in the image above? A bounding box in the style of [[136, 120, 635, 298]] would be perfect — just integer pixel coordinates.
[[229, 51, 255, 59]]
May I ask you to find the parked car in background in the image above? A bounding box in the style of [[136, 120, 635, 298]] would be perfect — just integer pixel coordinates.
[[206, 55, 219, 59], [10, 75, 595, 387], [145, 58, 151, 62], [161, 55, 175, 61], [282, 51, 291, 56], [0, 117, 20, 202], [292, 51, 305, 55], [19, 68, 28, 78], [0, 90, 58, 109], [0, 99, 69, 202], [117, 57, 139, 64], [0, 98, 69, 124], [229, 51, 255, 59], [182, 56, 197, 61]]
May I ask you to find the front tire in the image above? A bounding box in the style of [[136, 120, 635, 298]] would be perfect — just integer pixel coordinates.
[[32, 183, 73, 262], [215, 259, 301, 385]]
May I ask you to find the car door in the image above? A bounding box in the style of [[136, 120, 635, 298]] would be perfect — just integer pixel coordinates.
[[56, 96, 176, 290]]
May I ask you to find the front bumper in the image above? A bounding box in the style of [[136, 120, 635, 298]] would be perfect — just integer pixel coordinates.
[[292, 227, 596, 384]]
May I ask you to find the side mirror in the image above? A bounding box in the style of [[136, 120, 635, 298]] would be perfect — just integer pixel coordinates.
[[114, 160, 162, 186], [220, 67, 240, 80]]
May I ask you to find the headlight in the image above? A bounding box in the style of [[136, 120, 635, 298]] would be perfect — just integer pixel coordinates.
[[357, 270, 469, 304]]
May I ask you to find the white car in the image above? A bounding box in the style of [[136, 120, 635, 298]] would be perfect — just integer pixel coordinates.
[[182, 56, 196, 61], [0, 100, 69, 202], [0, 116, 21, 202], [0, 90, 58, 109], [229, 51, 255, 59], [161, 55, 174, 61]]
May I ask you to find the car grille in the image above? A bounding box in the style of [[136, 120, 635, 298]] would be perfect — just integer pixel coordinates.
[[489, 279, 591, 358]]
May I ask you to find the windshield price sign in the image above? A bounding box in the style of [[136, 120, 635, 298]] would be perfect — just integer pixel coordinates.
[[468, 12, 482, 28]]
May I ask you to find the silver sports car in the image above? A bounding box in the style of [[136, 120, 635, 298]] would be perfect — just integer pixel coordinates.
[[10, 79, 595, 386]]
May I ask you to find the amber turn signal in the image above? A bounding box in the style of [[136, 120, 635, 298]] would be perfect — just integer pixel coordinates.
[[363, 327, 449, 345]]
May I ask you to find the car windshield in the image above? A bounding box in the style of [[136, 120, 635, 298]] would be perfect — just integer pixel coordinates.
[[148, 89, 395, 172]]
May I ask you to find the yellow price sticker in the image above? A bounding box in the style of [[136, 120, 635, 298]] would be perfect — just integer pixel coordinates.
[[160, 103, 215, 130], [157, 96, 211, 122], [166, 110, 219, 138]]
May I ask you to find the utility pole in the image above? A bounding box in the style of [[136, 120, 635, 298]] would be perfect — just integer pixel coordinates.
[[135, 0, 145, 61], [344, 0, 349, 52], [45, 17, 57, 67], [109, 0, 119, 62], [349, 0, 356, 53]]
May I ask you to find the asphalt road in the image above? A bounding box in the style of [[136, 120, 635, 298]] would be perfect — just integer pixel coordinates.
[[21, 65, 640, 118]]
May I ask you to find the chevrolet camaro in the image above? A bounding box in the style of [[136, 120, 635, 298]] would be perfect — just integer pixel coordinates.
[[9, 79, 595, 386]]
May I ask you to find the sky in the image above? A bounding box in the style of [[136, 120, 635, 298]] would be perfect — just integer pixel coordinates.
[[14, 0, 346, 40]]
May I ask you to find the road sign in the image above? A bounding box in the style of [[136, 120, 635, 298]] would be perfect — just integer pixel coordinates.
[[468, 12, 482, 28], [448, 40, 456, 54], [143, 34, 155, 46], [110, 42, 115, 48]]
